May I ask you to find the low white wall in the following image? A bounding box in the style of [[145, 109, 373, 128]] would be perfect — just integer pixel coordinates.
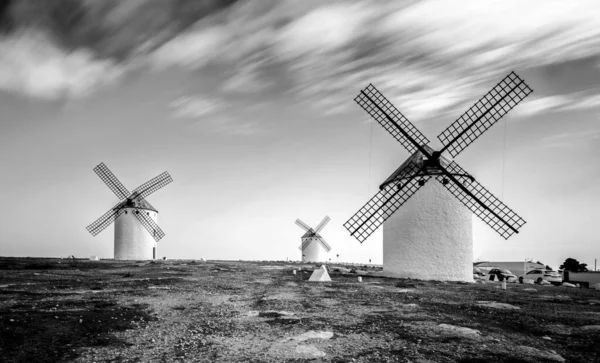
[[382, 180, 473, 281]]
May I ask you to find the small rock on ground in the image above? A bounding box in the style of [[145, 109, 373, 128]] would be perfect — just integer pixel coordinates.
[[476, 301, 520, 310], [287, 331, 334, 342], [296, 345, 326, 357], [577, 325, 600, 333], [514, 345, 565, 362], [437, 324, 480, 336], [259, 311, 295, 318], [395, 288, 417, 293], [544, 324, 572, 335]]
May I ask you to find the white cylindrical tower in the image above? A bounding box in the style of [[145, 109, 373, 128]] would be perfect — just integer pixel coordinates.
[[114, 203, 158, 260], [302, 238, 328, 262], [382, 180, 473, 281]]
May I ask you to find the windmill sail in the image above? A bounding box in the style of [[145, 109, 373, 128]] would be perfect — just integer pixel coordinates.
[[133, 208, 166, 242], [93, 163, 130, 200], [355, 84, 430, 155], [314, 216, 331, 233], [437, 162, 525, 239], [295, 218, 312, 232], [438, 72, 533, 158], [86, 204, 125, 236], [344, 176, 430, 243], [132, 171, 173, 200], [345, 71, 533, 242], [344, 162, 429, 243], [316, 237, 332, 252]]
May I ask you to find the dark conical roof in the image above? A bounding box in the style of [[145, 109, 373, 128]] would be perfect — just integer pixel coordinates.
[[379, 145, 453, 189], [302, 229, 322, 239], [113, 198, 158, 212]]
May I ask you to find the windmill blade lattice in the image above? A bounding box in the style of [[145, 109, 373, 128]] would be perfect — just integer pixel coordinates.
[[87, 162, 172, 241], [345, 71, 532, 243], [132, 208, 166, 242], [437, 162, 526, 239], [93, 163, 130, 200], [355, 84, 430, 155], [317, 238, 332, 252], [299, 239, 311, 250], [131, 172, 173, 200], [438, 72, 533, 158], [344, 164, 431, 243], [295, 219, 312, 232], [86, 205, 125, 236], [314, 216, 331, 233]]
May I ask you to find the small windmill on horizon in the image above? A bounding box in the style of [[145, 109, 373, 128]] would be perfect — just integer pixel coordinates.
[[344, 72, 533, 281], [86, 162, 173, 260], [295, 216, 332, 262]]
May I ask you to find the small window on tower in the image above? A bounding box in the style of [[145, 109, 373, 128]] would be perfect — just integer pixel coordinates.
[[124, 211, 128, 214], [147, 212, 149, 216], [135, 210, 139, 214]]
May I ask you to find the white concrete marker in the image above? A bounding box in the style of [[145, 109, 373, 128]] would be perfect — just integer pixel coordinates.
[[293, 270, 297, 275], [309, 265, 331, 282], [358, 276, 362, 282], [502, 280, 506, 290]]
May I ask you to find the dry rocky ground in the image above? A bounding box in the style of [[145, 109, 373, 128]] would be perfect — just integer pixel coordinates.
[[1, 257, 599, 362]]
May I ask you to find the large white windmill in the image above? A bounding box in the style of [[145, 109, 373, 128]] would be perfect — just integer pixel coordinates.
[[295, 216, 332, 262], [345, 72, 533, 281], [86, 163, 173, 260]]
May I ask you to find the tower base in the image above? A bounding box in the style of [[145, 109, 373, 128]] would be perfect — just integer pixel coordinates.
[[382, 181, 473, 281], [114, 208, 158, 260], [301, 238, 329, 262]]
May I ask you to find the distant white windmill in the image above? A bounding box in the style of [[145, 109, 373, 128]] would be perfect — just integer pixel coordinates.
[[295, 216, 332, 262], [86, 162, 173, 260]]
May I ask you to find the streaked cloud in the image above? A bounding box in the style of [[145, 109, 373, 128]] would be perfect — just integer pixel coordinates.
[[0, 0, 239, 99], [220, 61, 272, 94], [277, 0, 600, 119], [561, 93, 600, 112], [214, 119, 262, 136], [514, 92, 600, 118], [151, 26, 230, 70], [0, 30, 123, 99], [169, 94, 265, 135], [169, 95, 228, 119], [274, 3, 373, 59], [542, 129, 600, 148], [1, 0, 600, 123]]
